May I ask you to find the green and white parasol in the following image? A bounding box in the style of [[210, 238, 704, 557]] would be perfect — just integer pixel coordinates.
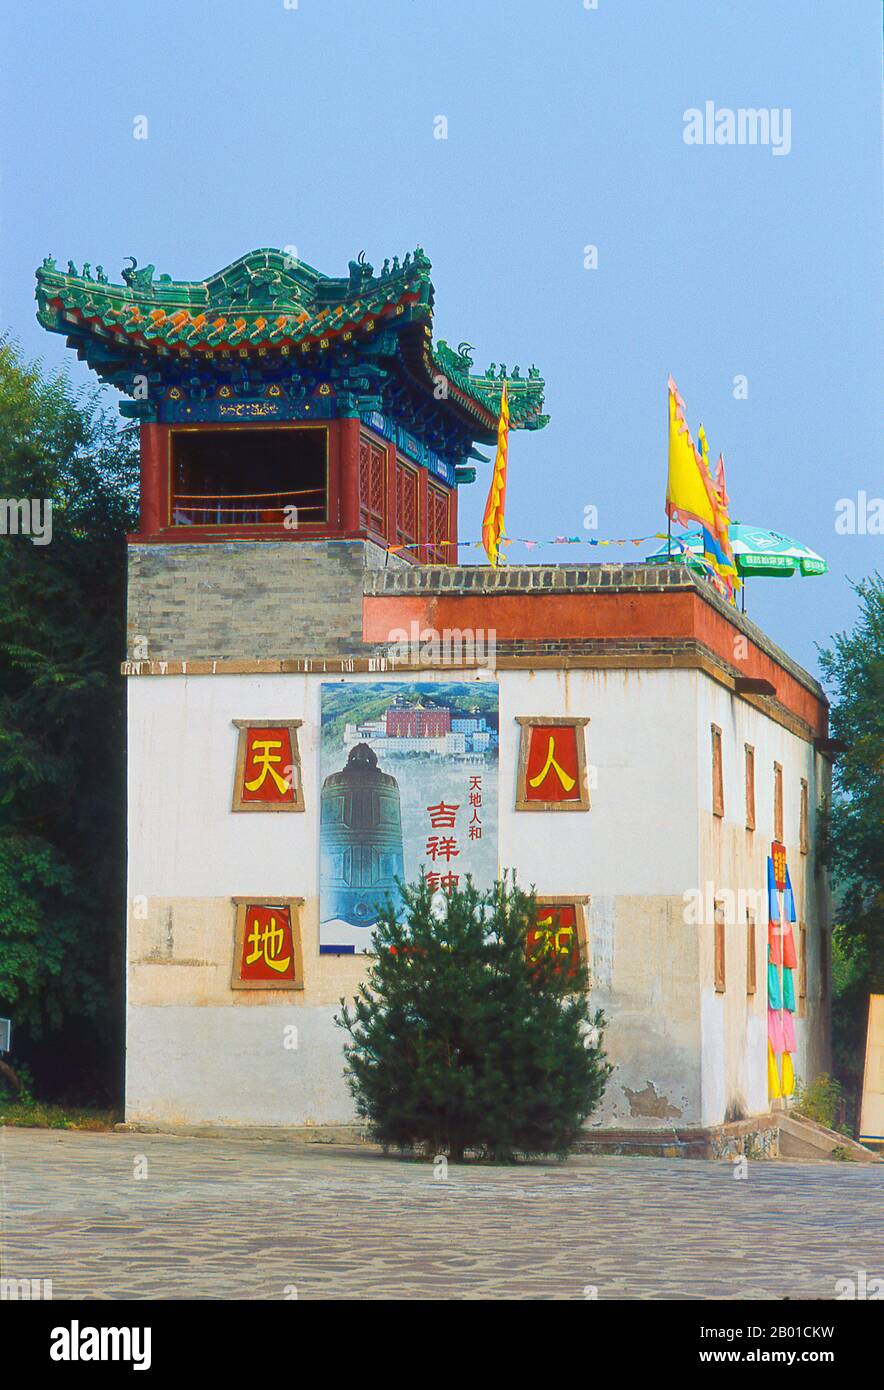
[[647, 523, 827, 578]]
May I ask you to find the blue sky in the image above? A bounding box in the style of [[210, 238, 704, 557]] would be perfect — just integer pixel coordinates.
[[1, 0, 880, 676]]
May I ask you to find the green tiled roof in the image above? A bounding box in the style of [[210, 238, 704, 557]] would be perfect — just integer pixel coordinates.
[[35, 247, 548, 432]]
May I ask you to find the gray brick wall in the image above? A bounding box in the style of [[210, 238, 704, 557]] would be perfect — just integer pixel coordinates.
[[127, 540, 406, 662]]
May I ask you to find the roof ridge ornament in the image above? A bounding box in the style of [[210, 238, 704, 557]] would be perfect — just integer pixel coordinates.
[[348, 250, 374, 293], [122, 256, 157, 290]]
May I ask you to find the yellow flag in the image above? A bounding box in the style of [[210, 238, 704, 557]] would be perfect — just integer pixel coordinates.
[[781, 1050, 795, 1097], [768, 1042, 782, 1100], [482, 381, 509, 567], [666, 377, 717, 530]]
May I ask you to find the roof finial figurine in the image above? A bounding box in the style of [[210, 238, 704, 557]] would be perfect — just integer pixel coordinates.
[[381, 259, 390, 277], [96, 265, 108, 283], [67, 260, 77, 276], [122, 256, 156, 289], [82, 263, 92, 280], [347, 250, 373, 292]]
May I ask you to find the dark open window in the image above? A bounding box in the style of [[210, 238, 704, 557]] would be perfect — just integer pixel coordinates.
[[744, 743, 756, 830], [711, 724, 724, 818], [170, 427, 327, 527], [714, 897, 726, 992], [773, 761, 784, 840], [746, 910, 756, 994]]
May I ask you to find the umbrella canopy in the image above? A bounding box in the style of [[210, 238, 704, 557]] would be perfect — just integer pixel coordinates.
[[647, 523, 827, 577]]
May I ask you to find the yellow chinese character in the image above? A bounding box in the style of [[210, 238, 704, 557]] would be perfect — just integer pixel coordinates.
[[246, 915, 291, 973], [245, 739, 289, 794], [528, 735, 576, 792], [533, 914, 575, 958]]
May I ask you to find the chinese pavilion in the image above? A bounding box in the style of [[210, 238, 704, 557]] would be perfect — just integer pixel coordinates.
[[35, 247, 547, 560]]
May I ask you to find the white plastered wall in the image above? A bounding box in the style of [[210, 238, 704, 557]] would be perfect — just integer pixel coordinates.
[[696, 679, 831, 1127], [126, 665, 825, 1130]]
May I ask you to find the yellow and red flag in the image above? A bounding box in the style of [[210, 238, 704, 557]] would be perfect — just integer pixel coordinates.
[[666, 379, 740, 603], [482, 381, 509, 567], [665, 377, 717, 531]]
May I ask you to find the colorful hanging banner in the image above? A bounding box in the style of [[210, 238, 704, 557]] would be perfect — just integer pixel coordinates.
[[766, 849, 797, 1101]]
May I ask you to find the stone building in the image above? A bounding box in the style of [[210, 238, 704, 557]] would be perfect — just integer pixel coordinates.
[[36, 246, 832, 1139]]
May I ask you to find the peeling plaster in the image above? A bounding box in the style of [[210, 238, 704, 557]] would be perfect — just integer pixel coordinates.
[[623, 1081, 683, 1119]]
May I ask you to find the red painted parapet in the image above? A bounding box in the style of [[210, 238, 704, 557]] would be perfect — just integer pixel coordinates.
[[362, 583, 828, 738]]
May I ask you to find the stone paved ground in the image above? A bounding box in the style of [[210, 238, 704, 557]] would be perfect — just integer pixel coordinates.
[[1, 1128, 881, 1300]]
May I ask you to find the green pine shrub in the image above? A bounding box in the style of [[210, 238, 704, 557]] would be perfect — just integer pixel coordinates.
[[336, 875, 611, 1161]]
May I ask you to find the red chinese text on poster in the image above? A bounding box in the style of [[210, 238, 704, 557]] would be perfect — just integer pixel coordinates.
[[524, 724, 581, 803], [771, 840, 787, 890], [240, 727, 296, 804], [527, 903, 582, 980], [239, 905, 296, 982]]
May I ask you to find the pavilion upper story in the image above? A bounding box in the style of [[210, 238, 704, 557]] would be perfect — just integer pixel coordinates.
[[36, 246, 547, 562]]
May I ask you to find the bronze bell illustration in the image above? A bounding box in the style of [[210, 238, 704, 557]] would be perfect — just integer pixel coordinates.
[[320, 743, 405, 930]]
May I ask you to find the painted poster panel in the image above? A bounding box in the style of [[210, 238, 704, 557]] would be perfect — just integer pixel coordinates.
[[320, 681, 499, 953]]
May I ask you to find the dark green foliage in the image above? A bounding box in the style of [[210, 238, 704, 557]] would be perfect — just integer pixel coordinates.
[[337, 875, 611, 1161], [818, 575, 884, 1106], [0, 340, 138, 1101], [792, 1072, 843, 1131]]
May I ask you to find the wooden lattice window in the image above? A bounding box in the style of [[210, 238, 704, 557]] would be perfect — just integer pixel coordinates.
[[744, 744, 756, 831], [396, 463, 418, 547], [427, 483, 450, 563], [359, 435, 386, 537]]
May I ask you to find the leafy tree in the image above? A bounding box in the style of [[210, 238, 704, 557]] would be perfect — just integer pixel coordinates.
[[337, 875, 611, 1161], [0, 339, 138, 1101], [818, 575, 884, 1103]]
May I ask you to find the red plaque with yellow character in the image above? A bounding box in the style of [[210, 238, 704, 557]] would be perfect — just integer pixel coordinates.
[[527, 898, 590, 982], [232, 720, 304, 811], [515, 716, 590, 810], [232, 898, 304, 989], [771, 840, 787, 891]]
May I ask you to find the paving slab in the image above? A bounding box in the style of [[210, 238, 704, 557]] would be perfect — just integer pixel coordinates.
[[1, 1128, 881, 1300]]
